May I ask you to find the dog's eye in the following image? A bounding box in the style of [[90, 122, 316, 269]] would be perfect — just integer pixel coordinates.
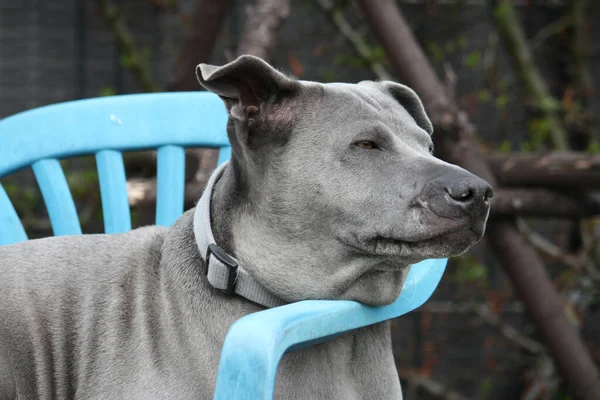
[[428, 144, 434, 154], [355, 141, 379, 150]]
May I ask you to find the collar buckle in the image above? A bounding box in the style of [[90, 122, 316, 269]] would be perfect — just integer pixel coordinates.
[[206, 243, 238, 296]]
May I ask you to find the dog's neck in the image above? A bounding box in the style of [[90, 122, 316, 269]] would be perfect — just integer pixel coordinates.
[[194, 162, 286, 308]]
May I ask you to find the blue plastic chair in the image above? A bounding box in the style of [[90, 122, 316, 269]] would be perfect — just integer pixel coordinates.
[[0, 92, 447, 399]]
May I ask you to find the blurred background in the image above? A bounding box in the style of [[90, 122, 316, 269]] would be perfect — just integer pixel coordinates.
[[1, 0, 599, 399]]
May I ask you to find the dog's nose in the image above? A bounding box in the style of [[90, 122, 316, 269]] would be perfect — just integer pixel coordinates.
[[445, 176, 493, 215]]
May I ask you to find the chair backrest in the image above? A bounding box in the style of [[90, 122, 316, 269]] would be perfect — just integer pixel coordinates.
[[0, 93, 447, 399], [0, 92, 230, 245]]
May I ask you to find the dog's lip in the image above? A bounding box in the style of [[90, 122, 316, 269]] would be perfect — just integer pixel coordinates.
[[338, 235, 411, 256], [339, 226, 473, 256]]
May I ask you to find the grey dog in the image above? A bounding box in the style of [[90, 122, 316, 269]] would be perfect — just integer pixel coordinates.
[[0, 55, 492, 399]]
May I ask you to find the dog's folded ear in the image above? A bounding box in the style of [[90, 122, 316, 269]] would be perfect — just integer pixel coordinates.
[[196, 55, 298, 123], [381, 82, 433, 135]]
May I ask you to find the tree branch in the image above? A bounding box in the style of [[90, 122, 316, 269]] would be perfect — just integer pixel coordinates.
[[530, 15, 572, 50], [236, 0, 291, 60], [516, 218, 582, 269], [492, 0, 568, 150], [469, 303, 547, 356], [166, 0, 232, 91], [357, 1, 600, 398], [493, 188, 600, 218], [492, 188, 600, 218], [97, 0, 160, 92], [516, 218, 600, 283], [488, 152, 600, 188]]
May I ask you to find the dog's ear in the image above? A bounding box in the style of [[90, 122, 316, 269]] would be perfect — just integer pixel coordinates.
[[381, 82, 433, 135], [196, 55, 298, 124]]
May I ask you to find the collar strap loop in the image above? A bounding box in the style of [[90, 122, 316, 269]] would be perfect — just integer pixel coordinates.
[[206, 244, 238, 296]]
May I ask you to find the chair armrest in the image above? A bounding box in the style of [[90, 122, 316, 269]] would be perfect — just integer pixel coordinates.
[[213, 258, 447, 400]]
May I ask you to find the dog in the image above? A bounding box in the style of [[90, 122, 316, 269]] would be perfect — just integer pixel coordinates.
[[0, 55, 492, 399]]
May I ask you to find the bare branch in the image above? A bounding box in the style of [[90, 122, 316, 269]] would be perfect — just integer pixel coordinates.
[[491, 188, 600, 218], [237, 0, 291, 60], [516, 219, 579, 266], [488, 152, 600, 189], [531, 15, 572, 50], [469, 303, 547, 356]]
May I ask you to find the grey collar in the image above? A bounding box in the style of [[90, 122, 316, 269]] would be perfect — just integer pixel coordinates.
[[193, 162, 287, 308]]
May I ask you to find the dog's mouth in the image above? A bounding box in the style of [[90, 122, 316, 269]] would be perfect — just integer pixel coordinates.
[[339, 227, 481, 257], [345, 236, 409, 256]]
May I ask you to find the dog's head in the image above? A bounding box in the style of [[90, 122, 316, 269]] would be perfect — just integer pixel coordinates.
[[197, 55, 492, 306]]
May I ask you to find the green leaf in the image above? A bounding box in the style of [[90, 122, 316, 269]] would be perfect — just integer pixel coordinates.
[[477, 377, 494, 400], [2, 181, 19, 198], [370, 46, 386, 63], [478, 89, 491, 103], [453, 257, 488, 283], [334, 53, 347, 66], [498, 140, 512, 153], [119, 53, 136, 68], [426, 42, 444, 63], [464, 51, 481, 69], [459, 264, 487, 282], [520, 141, 533, 152], [23, 188, 37, 205], [321, 69, 335, 83], [587, 141, 600, 154], [538, 96, 560, 112], [493, 0, 511, 20], [100, 87, 117, 97], [527, 118, 550, 137], [495, 93, 509, 109]]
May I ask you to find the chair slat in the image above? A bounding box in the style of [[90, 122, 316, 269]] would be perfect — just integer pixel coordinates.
[[96, 150, 131, 234], [0, 183, 28, 245], [217, 146, 231, 166], [32, 159, 82, 236], [155, 145, 185, 226]]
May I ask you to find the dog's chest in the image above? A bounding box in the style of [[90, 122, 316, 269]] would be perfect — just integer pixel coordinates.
[[273, 323, 402, 400]]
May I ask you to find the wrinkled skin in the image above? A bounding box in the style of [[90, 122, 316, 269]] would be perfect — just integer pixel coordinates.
[[0, 55, 491, 400]]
